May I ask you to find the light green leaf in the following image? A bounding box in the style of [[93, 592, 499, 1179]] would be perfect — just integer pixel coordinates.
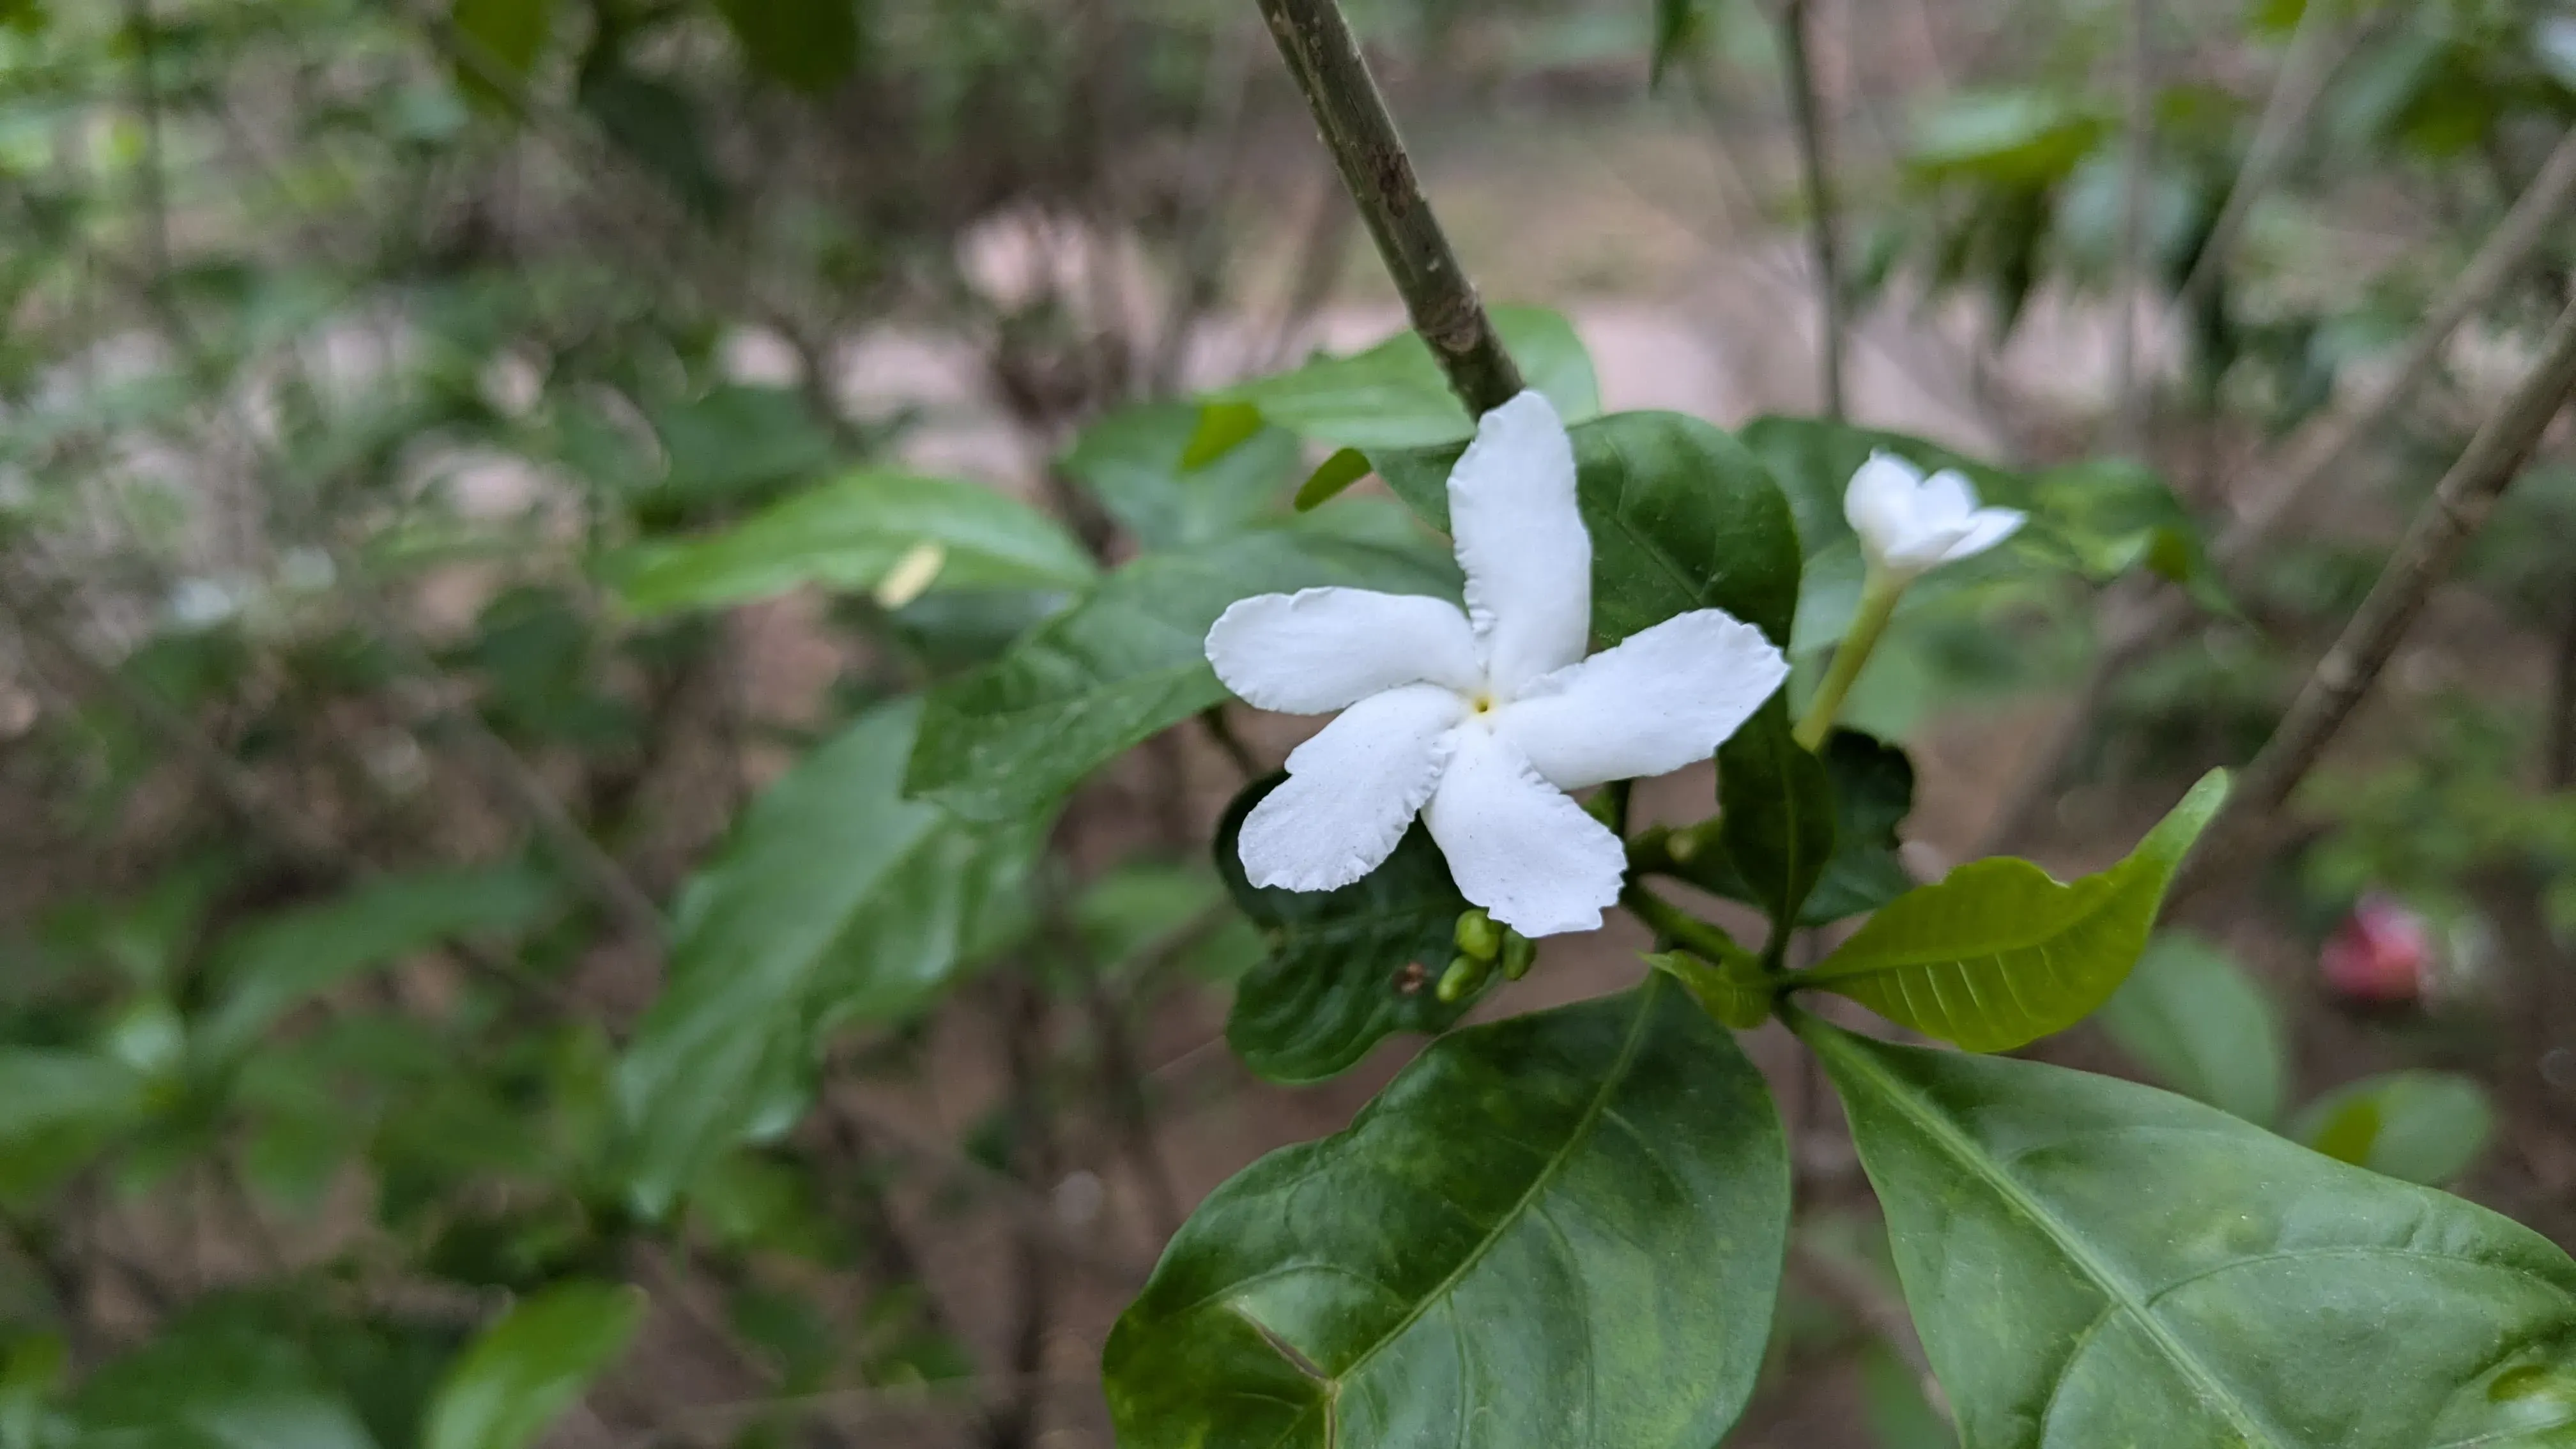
[[608, 470, 1096, 616], [1795, 770, 2228, 1052], [422, 1282, 643, 1449], [1648, 944, 1775, 1031], [1805, 1018, 2576, 1449], [2096, 931, 2287, 1125], [713, 0, 859, 94], [1062, 403, 1299, 549], [1215, 774, 1478, 1083], [1216, 307, 1599, 450], [1179, 400, 1269, 470], [1372, 410, 1804, 646], [618, 699, 1041, 1212], [1292, 446, 1374, 511], [905, 515, 1456, 822], [2294, 1070, 2496, 1186], [1106, 979, 1790, 1448], [201, 866, 558, 1058], [0, 1050, 145, 1143]]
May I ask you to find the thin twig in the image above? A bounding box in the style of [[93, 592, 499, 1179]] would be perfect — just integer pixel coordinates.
[[2172, 0, 2353, 319], [2108, 0, 2154, 454], [1251, 0, 1521, 412], [1980, 126, 2576, 853], [2549, 591, 2576, 790], [2168, 286, 2576, 908], [1773, 0, 1846, 418]]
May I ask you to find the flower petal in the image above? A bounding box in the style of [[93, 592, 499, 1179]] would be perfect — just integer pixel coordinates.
[[1238, 684, 1464, 891], [1448, 391, 1590, 696], [1918, 468, 1980, 527], [1206, 588, 1481, 714], [1938, 507, 2026, 564], [1496, 608, 1789, 790], [1844, 451, 1924, 556], [1423, 727, 1627, 937]]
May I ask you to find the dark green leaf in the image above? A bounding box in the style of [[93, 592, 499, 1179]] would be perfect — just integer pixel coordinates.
[[201, 865, 558, 1057], [647, 384, 836, 508], [2294, 1070, 2495, 1186], [1718, 698, 1834, 935], [1215, 774, 1477, 1083], [1650, 0, 1705, 88], [1373, 409, 1804, 647], [451, 0, 553, 106], [1858, 1341, 1956, 1449], [1062, 402, 1298, 549], [713, 0, 859, 95], [421, 1282, 643, 1449], [1107, 979, 1790, 1448], [1216, 307, 1599, 450], [905, 514, 1457, 822], [72, 1300, 381, 1449], [2096, 931, 2287, 1125], [1807, 1019, 2576, 1449], [1795, 770, 2228, 1052], [576, 66, 728, 220], [1637, 727, 1915, 928], [1292, 447, 1373, 512], [618, 699, 1041, 1212], [607, 470, 1097, 616]]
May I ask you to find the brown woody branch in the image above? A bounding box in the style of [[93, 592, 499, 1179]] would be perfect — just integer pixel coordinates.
[[2168, 286, 2576, 908], [1252, 0, 1522, 413]]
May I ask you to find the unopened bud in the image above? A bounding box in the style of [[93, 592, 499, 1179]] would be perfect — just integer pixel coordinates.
[[1436, 954, 1487, 1004], [1499, 931, 1536, 980], [1453, 908, 1501, 962], [2321, 893, 2431, 1006]]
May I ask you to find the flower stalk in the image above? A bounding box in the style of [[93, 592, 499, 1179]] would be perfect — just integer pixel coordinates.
[[1793, 569, 1902, 751]]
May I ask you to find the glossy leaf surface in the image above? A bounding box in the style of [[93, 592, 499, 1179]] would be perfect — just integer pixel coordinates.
[[905, 512, 1456, 822], [609, 470, 1096, 616], [1809, 1019, 2576, 1449], [1106, 979, 1791, 1449], [1796, 770, 2227, 1051], [1215, 774, 1478, 1083], [1372, 409, 1803, 647]]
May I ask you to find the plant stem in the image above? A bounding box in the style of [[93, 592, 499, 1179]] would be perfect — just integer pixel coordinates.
[[1619, 884, 1741, 963], [1251, 0, 1522, 413], [1978, 123, 2576, 855], [2169, 285, 2576, 908], [1774, 0, 1846, 419], [1794, 570, 1902, 750]]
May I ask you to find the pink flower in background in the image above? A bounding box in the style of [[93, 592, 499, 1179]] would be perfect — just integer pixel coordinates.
[[2320, 893, 2432, 1005]]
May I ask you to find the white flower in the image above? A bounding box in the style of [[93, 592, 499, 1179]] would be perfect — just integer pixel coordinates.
[[1843, 451, 2025, 578], [1203, 392, 1790, 937]]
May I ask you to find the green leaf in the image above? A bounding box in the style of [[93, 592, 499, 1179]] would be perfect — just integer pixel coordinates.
[[1106, 979, 1790, 1449], [1905, 88, 2108, 185], [2293, 1070, 2496, 1186], [201, 865, 558, 1058], [1647, 944, 1775, 1031], [1292, 447, 1374, 512], [1718, 698, 1835, 935], [1858, 1341, 1956, 1449], [1795, 770, 2228, 1052], [1805, 1019, 2576, 1449], [647, 385, 838, 507], [1061, 402, 1298, 549], [450, 0, 553, 106], [1805, 728, 1917, 923], [422, 1282, 643, 1449], [618, 699, 1041, 1213], [905, 516, 1457, 822], [72, 1300, 382, 1449], [1179, 400, 1269, 470], [1216, 307, 1600, 451], [1372, 410, 1804, 647], [712, 0, 859, 95], [1215, 774, 1478, 1083], [608, 470, 1097, 616], [2096, 931, 2287, 1125]]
